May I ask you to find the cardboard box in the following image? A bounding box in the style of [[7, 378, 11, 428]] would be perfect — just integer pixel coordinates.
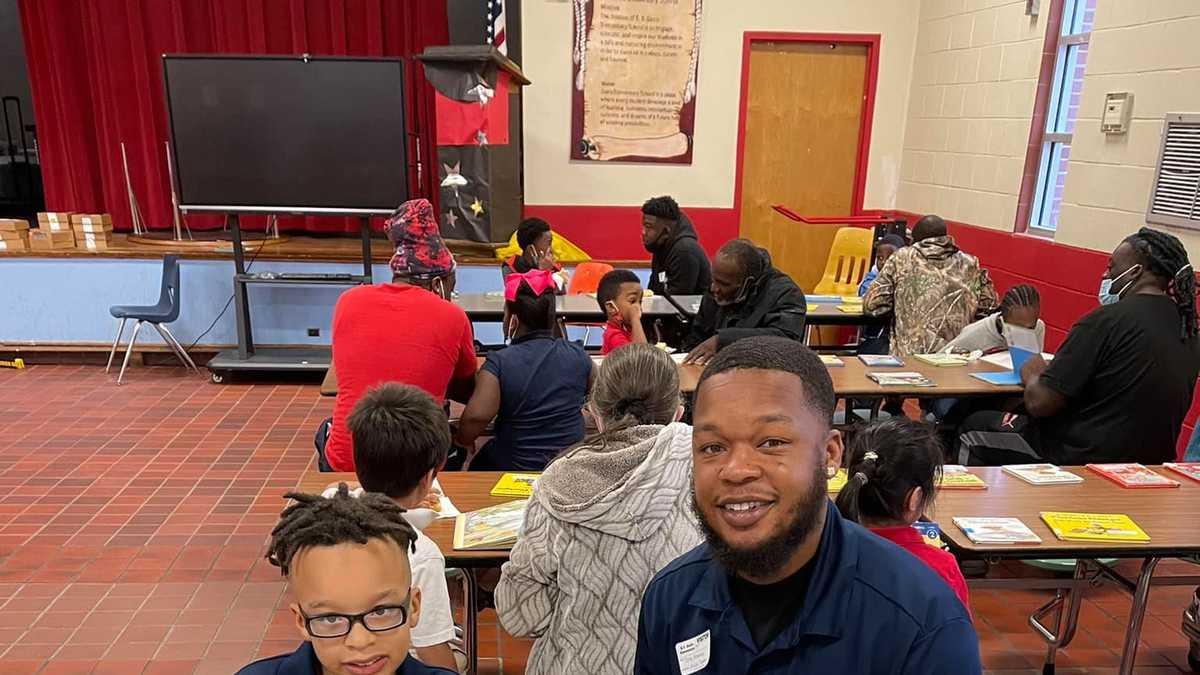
[[0, 218, 31, 232], [0, 236, 29, 252], [72, 220, 114, 235], [37, 212, 73, 227], [0, 230, 30, 242], [78, 231, 112, 250], [69, 213, 113, 227], [29, 229, 76, 250]]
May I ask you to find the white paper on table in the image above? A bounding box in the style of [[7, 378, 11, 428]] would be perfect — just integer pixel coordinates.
[[980, 351, 1054, 370], [431, 477, 461, 519], [671, 352, 689, 364]]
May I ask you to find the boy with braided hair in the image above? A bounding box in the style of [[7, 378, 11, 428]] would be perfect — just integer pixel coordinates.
[[237, 484, 456, 675], [959, 227, 1200, 466]]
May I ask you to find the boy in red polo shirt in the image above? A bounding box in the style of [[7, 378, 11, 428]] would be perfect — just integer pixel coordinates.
[[316, 198, 477, 473], [598, 269, 648, 355]]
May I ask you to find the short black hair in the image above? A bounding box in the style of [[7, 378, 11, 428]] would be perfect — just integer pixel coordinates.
[[508, 278, 556, 330], [596, 269, 641, 312], [641, 196, 680, 222], [348, 383, 450, 499], [696, 336, 836, 426], [912, 215, 947, 242], [516, 218, 551, 249], [266, 483, 417, 577], [834, 419, 942, 525], [716, 238, 771, 280], [878, 234, 906, 250]]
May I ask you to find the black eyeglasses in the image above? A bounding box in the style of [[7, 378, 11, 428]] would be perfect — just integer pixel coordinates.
[[299, 596, 411, 639]]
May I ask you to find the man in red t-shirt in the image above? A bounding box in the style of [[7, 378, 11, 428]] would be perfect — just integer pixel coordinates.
[[316, 199, 477, 472]]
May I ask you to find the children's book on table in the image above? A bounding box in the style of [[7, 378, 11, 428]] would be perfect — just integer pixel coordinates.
[[453, 499, 528, 550], [1002, 463, 1084, 485], [952, 517, 1042, 544], [1086, 463, 1180, 488], [867, 372, 935, 387], [490, 472, 542, 497], [1163, 462, 1200, 483], [1040, 511, 1150, 543]]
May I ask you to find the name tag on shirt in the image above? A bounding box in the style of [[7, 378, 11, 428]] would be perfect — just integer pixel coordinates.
[[675, 630, 710, 675]]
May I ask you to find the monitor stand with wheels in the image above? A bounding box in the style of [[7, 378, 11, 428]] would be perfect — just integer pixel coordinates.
[[205, 213, 373, 383]]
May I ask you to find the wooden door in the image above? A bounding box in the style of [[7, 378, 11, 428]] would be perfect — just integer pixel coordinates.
[[738, 41, 868, 293]]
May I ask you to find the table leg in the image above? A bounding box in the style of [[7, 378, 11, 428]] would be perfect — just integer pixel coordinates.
[[1028, 559, 1087, 672], [1118, 557, 1160, 675], [462, 567, 479, 675]]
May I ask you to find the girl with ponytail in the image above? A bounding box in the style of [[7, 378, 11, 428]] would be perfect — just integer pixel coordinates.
[[495, 344, 702, 674], [835, 418, 971, 615]]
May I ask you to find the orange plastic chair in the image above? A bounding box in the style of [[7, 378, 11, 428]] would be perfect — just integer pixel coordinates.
[[563, 262, 614, 344], [566, 262, 614, 296], [812, 227, 874, 296]]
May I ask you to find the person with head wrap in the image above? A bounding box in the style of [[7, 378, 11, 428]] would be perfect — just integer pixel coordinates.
[[315, 199, 478, 473], [455, 269, 593, 471]]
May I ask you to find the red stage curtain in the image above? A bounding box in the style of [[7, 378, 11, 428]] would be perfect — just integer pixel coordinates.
[[18, 0, 447, 234]]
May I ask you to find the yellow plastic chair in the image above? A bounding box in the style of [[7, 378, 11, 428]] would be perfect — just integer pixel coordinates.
[[812, 227, 874, 296]]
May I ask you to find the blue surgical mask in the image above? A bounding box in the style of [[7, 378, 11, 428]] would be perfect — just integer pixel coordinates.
[[1098, 264, 1141, 306]]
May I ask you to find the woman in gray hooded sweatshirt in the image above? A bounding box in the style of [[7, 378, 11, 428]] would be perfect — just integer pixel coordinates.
[[495, 343, 701, 674]]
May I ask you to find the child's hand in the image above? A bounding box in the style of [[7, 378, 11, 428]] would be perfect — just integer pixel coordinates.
[[622, 301, 643, 325], [538, 249, 558, 271]]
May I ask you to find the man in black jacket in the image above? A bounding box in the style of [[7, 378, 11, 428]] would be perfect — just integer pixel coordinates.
[[642, 196, 712, 296], [681, 239, 807, 365]]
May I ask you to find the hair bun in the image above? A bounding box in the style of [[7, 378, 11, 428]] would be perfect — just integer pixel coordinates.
[[614, 398, 649, 421]]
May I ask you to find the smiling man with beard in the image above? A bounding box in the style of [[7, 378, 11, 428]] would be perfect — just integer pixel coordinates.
[[634, 337, 980, 674]]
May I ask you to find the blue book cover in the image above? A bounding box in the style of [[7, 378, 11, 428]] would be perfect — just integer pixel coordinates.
[[971, 371, 1022, 386]]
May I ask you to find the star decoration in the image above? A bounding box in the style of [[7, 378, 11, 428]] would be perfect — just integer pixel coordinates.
[[444, 210, 459, 229], [470, 198, 485, 217]]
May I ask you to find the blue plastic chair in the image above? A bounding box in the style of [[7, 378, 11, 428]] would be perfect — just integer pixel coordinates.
[[105, 255, 198, 384]]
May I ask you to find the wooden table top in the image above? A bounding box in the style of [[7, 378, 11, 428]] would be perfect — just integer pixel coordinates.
[[321, 357, 1013, 398], [298, 470, 516, 566], [931, 466, 1200, 559], [827, 359, 1021, 397]]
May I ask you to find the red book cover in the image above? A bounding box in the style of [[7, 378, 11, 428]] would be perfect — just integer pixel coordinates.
[[1086, 463, 1180, 489], [1163, 463, 1200, 483]]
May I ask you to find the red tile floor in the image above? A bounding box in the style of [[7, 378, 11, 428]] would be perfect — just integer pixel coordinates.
[[0, 364, 1195, 674]]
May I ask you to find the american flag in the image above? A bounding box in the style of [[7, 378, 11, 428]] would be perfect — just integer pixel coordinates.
[[487, 0, 507, 55]]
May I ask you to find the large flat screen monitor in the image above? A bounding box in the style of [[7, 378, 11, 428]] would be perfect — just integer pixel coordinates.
[[164, 55, 409, 215]]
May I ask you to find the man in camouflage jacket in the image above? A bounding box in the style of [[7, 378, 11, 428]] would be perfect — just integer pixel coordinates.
[[864, 215, 999, 356]]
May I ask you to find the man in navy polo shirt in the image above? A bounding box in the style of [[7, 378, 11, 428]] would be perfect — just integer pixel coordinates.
[[635, 337, 980, 674]]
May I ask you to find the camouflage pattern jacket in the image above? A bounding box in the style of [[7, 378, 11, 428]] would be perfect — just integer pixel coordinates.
[[864, 235, 999, 356]]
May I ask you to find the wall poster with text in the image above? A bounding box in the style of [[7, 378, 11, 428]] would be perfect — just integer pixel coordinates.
[[571, 0, 702, 164]]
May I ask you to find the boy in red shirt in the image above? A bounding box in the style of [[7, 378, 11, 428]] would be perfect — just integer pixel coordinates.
[[316, 198, 477, 473], [834, 418, 972, 616], [598, 269, 649, 355]]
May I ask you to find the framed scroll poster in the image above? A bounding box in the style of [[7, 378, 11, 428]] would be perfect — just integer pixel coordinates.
[[570, 0, 703, 164]]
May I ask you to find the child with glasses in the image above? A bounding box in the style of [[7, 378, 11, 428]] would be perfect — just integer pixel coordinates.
[[236, 484, 456, 675]]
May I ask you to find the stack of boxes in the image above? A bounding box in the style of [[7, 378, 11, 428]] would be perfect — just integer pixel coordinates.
[[0, 218, 31, 252], [32, 211, 77, 251], [71, 213, 114, 251]]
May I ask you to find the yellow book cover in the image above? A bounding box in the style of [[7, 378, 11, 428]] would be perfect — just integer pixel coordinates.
[[836, 304, 863, 314], [840, 296, 864, 304], [914, 353, 970, 367], [937, 466, 987, 489], [1040, 512, 1150, 543], [453, 499, 528, 550], [490, 473, 541, 498], [806, 303, 818, 312], [827, 468, 848, 493]]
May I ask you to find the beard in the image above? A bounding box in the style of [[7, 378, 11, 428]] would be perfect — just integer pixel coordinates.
[[691, 462, 828, 579]]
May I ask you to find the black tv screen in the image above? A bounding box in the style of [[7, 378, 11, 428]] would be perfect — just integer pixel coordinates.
[[164, 55, 409, 215]]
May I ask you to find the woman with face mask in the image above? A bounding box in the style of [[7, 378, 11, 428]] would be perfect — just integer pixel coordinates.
[[944, 285, 1045, 354], [455, 270, 593, 471]]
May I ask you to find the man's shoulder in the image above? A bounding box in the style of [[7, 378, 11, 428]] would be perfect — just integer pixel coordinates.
[[645, 543, 711, 596], [846, 523, 971, 628], [235, 642, 311, 675]]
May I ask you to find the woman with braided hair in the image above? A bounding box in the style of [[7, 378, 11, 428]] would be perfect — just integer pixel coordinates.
[[238, 484, 456, 675], [958, 227, 1200, 467], [495, 343, 701, 675]]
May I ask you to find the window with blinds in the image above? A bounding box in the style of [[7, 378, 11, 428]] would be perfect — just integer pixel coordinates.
[[1147, 114, 1200, 230]]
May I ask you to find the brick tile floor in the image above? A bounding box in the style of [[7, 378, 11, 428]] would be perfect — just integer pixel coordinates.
[[0, 364, 1195, 674]]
